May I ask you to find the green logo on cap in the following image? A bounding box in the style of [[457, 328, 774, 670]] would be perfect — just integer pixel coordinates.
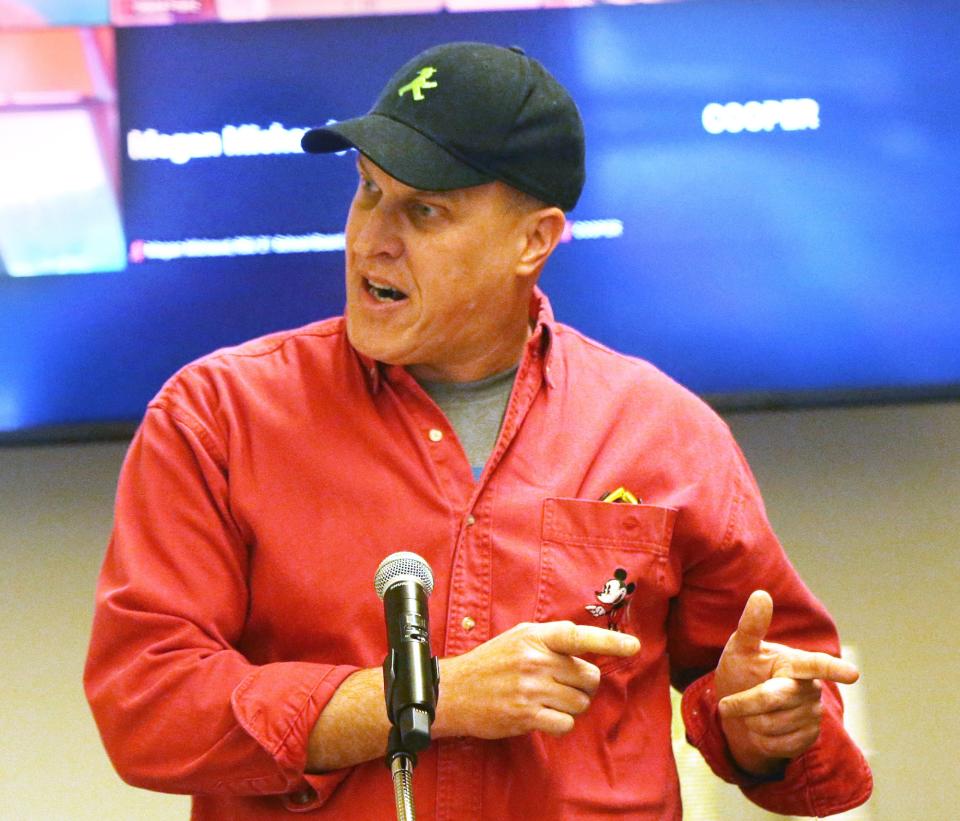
[[397, 66, 438, 102]]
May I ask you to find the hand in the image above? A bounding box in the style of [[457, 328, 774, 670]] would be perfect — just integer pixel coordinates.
[[434, 621, 640, 740], [715, 590, 859, 776]]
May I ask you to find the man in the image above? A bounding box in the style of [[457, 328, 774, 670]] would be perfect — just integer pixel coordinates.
[[85, 42, 872, 818]]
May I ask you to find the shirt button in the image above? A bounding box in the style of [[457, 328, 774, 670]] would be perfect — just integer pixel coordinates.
[[461, 616, 476, 631], [466, 515, 476, 526], [428, 428, 443, 442]]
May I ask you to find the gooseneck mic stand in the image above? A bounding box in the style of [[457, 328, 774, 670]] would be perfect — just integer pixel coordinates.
[[374, 553, 441, 821]]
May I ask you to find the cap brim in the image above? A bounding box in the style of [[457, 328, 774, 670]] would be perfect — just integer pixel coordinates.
[[301, 113, 493, 192]]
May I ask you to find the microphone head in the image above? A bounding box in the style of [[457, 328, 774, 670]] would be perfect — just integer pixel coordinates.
[[374, 551, 435, 600]]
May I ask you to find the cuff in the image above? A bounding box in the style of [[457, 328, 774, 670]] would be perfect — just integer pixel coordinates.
[[681, 670, 780, 787], [681, 672, 873, 816], [231, 661, 359, 808]]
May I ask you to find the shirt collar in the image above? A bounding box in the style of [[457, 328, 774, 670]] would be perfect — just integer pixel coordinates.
[[352, 286, 559, 395], [353, 347, 383, 394], [528, 286, 558, 390]]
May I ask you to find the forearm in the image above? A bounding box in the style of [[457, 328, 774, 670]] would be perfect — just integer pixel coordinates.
[[306, 655, 469, 772], [306, 667, 392, 772], [307, 621, 637, 772]]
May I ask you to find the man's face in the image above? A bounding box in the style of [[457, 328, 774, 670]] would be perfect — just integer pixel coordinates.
[[344, 155, 535, 382]]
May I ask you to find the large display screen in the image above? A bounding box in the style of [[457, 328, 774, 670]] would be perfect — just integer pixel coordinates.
[[2, 0, 958, 441]]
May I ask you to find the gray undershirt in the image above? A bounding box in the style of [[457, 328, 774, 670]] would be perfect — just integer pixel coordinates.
[[418, 365, 518, 480]]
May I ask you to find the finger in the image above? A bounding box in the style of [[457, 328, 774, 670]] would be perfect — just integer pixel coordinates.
[[741, 698, 823, 738], [728, 590, 773, 652], [538, 621, 640, 658], [552, 655, 602, 697], [533, 707, 576, 736], [743, 723, 821, 760], [719, 676, 821, 720], [774, 650, 860, 685], [541, 680, 593, 717]]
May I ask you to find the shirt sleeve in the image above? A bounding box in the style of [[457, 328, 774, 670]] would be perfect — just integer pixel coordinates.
[[83, 400, 358, 805], [669, 431, 872, 817]]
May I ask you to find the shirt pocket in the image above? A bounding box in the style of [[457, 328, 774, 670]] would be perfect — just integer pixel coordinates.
[[535, 497, 677, 672]]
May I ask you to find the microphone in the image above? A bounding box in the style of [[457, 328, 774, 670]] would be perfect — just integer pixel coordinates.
[[374, 551, 440, 754]]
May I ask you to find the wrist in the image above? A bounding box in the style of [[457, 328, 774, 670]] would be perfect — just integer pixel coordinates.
[[431, 655, 466, 739]]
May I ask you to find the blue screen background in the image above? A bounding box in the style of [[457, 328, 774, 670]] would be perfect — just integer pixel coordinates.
[[2, 1, 958, 437]]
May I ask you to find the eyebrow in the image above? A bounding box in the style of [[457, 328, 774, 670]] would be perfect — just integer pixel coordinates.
[[356, 155, 463, 202]]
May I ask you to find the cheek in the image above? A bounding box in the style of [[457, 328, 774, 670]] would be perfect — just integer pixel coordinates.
[[408, 222, 514, 316], [344, 209, 361, 258], [344, 197, 377, 264]]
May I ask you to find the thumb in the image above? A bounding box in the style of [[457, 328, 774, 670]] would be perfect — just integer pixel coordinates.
[[729, 590, 773, 652]]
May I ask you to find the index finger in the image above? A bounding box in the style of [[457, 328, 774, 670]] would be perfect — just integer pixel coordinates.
[[718, 675, 815, 719], [776, 650, 860, 685], [537, 621, 640, 658]]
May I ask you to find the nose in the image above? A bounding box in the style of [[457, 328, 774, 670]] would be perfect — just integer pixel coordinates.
[[349, 200, 404, 260]]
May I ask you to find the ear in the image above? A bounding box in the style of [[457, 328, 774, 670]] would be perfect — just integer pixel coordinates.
[[614, 568, 627, 581], [626, 583, 636, 595], [515, 206, 567, 279]]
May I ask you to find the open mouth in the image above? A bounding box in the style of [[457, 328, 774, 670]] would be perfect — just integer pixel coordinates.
[[365, 278, 408, 303]]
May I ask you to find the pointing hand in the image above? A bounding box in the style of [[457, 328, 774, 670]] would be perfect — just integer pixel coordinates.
[[714, 591, 859, 776], [434, 621, 640, 740]]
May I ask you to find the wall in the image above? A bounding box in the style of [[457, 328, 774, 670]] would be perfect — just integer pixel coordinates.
[[1, 401, 957, 819], [0, 439, 188, 818], [724, 401, 959, 820]]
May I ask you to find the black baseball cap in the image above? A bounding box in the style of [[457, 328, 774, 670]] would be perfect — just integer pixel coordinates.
[[301, 41, 585, 212]]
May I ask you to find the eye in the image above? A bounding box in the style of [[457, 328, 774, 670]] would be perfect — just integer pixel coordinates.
[[411, 201, 438, 220], [357, 174, 379, 195]]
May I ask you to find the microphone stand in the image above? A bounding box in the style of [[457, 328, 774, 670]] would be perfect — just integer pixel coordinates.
[[383, 655, 438, 821], [386, 726, 417, 821]]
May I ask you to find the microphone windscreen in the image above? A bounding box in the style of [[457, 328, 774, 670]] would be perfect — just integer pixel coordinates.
[[374, 551, 434, 599]]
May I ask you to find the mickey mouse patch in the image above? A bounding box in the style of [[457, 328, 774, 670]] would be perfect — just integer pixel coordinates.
[[584, 567, 635, 632]]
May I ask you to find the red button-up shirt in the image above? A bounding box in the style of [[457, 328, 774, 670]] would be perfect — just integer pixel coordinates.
[[85, 292, 871, 819]]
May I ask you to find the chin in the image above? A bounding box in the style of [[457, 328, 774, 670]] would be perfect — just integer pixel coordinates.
[[345, 319, 401, 366]]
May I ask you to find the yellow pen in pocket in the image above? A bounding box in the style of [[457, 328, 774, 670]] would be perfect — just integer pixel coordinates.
[[600, 486, 640, 504]]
